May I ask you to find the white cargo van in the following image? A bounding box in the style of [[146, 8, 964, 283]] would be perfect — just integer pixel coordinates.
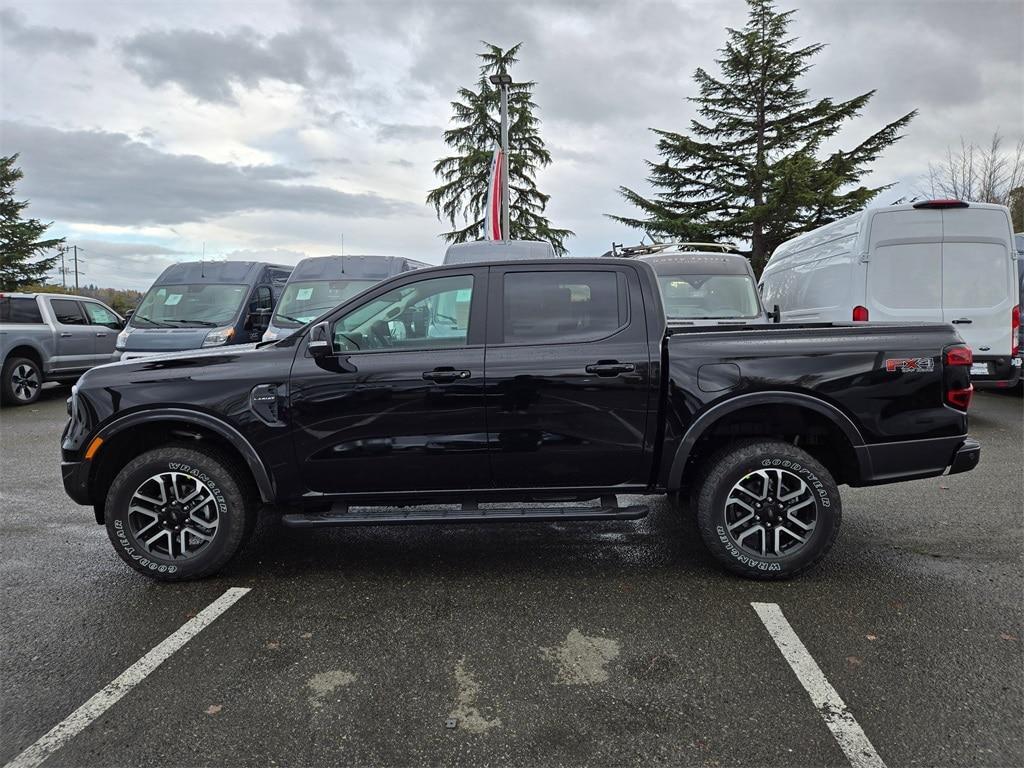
[[760, 200, 1020, 387]]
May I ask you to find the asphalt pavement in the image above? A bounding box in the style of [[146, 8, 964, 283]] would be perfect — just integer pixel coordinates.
[[1, 386, 1021, 767]]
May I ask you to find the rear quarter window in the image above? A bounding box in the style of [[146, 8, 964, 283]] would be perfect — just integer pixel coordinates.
[[0, 297, 44, 324]]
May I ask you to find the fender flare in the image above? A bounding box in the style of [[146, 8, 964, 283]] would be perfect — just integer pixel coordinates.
[[93, 408, 275, 502], [667, 391, 866, 490]]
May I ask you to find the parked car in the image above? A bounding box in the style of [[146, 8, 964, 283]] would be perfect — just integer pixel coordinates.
[[760, 200, 1020, 388], [116, 261, 292, 360], [1, 292, 124, 405], [262, 255, 427, 342], [609, 242, 776, 325], [62, 258, 979, 582], [442, 240, 556, 264]]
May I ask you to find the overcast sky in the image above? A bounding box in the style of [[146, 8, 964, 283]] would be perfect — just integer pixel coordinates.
[[1, 0, 1021, 289]]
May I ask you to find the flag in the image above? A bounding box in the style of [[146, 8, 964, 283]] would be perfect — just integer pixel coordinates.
[[483, 146, 504, 240]]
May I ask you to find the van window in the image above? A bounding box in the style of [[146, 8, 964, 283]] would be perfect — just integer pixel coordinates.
[[132, 284, 247, 328], [275, 279, 375, 327], [502, 271, 625, 344], [942, 245, 1008, 308], [870, 245, 941, 309], [332, 274, 473, 353], [657, 274, 760, 319], [50, 299, 87, 325], [0, 297, 43, 323]]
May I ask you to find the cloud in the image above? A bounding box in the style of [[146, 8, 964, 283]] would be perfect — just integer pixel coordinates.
[[0, 7, 96, 54], [120, 26, 352, 103], [1, 121, 417, 226], [376, 123, 443, 142]]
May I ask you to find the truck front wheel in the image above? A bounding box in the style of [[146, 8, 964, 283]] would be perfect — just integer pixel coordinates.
[[694, 440, 841, 580], [104, 446, 255, 581]]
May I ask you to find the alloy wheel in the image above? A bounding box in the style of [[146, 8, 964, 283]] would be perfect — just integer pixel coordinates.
[[11, 363, 40, 402], [128, 472, 220, 559], [723, 468, 817, 558]]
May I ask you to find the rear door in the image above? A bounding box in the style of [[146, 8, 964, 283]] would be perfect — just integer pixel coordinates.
[[47, 298, 94, 373], [865, 209, 943, 322], [940, 207, 1016, 356], [484, 263, 653, 489], [81, 300, 123, 364]]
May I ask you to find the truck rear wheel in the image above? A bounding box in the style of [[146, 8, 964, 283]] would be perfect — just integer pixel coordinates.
[[2, 356, 42, 405], [694, 440, 841, 580], [105, 446, 255, 581]]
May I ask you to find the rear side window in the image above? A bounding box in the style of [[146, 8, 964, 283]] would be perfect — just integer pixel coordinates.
[[50, 299, 87, 325], [502, 271, 627, 344], [0, 297, 43, 323]]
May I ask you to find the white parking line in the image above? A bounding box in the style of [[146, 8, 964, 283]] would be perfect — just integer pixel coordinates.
[[3, 587, 251, 768], [752, 602, 885, 768]]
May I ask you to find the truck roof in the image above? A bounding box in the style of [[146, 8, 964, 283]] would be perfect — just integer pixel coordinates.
[[289, 255, 429, 281], [0, 291, 103, 301], [153, 260, 290, 284], [640, 252, 754, 276]]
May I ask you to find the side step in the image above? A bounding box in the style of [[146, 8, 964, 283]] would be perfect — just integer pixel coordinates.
[[281, 498, 649, 528]]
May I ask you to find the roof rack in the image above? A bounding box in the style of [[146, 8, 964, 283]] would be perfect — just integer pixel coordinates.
[[607, 241, 738, 258]]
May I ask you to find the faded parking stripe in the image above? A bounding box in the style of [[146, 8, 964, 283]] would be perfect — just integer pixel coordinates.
[[3, 587, 251, 768], [752, 602, 886, 768]]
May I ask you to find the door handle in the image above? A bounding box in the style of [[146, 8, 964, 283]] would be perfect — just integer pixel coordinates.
[[422, 368, 471, 383], [60, 332, 72, 337], [952, 318, 972, 324], [95, 332, 108, 337], [585, 361, 636, 377]]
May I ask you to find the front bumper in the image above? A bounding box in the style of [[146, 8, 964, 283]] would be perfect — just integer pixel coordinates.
[[971, 355, 1021, 388], [61, 459, 91, 506], [852, 435, 981, 486]]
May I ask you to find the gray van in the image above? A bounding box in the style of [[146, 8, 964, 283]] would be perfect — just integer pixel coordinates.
[[116, 261, 292, 359], [262, 255, 428, 342], [442, 240, 556, 265]]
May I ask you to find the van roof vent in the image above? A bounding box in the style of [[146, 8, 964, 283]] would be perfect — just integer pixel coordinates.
[[912, 199, 969, 209]]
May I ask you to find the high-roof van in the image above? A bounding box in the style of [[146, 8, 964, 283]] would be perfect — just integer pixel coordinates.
[[262, 255, 428, 342], [761, 200, 1021, 387], [442, 240, 556, 265], [116, 261, 292, 359]]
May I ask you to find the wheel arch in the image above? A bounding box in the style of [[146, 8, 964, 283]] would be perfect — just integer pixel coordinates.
[[4, 343, 44, 370], [668, 391, 866, 490], [88, 408, 275, 523]]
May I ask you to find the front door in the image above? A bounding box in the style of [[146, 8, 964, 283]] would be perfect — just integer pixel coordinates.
[[289, 268, 490, 495], [48, 298, 95, 373], [81, 300, 123, 365], [484, 264, 654, 490]]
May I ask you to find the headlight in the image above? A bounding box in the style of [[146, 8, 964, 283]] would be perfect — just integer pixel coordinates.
[[115, 327, 132, 350], [202, 327, 236, 347]]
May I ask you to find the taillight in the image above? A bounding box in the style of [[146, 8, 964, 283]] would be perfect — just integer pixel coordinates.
[[946, 385, 973, 410], [852, 305, 869, 321], [1012, 305, 1020, 357], [945, 347, 973, 366]]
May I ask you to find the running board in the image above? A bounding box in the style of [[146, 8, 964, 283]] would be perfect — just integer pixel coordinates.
[[281, 500, 649, 528]]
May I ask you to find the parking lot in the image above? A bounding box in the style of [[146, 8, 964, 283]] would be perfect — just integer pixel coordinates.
[[1, 388, 1021, 767]]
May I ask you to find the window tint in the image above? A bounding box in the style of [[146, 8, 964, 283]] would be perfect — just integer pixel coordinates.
[[502, 271, 624, 344], [332, 274, 473, 353], [83, 302, 119, 327], [0, 297, 43, 324], [50, 299, 87, 325]]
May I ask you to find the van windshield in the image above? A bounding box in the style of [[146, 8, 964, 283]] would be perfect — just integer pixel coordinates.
[[657, 274, 761, 319], [131, 284, 247, 328], [273, 279, 374, 327]]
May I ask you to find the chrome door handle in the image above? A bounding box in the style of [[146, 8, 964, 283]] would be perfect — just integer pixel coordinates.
[[60, 332, 72, 337], [95, 332, 108, 337], [952, 318, 972, 324]]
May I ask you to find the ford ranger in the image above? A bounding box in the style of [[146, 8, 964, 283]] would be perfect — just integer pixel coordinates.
[[60, 258, 980, 581]]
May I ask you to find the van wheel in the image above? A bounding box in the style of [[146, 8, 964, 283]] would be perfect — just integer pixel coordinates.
[[1, 356, 42, 405], [694, 440, 841, 580], [105, 446, 255, 581]]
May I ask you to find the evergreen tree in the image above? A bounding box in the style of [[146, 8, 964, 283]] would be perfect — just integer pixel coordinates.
[[427, 42, 573, 254], [1, 154, 62, 291], [611, 0, 915, 275]]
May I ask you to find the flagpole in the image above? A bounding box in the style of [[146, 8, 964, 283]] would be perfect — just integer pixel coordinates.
[[490, 73, 512, 242]]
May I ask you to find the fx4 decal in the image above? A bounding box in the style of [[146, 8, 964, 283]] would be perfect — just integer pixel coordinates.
[[885, 357, 934, 373]]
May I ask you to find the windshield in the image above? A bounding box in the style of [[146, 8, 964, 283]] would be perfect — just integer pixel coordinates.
[[131, 283, 247, 328], [657, 274, 761, 319], [273, 279, 374, 327]]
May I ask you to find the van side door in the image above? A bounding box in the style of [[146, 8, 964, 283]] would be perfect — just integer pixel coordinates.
[[484, 263, 654, 490]]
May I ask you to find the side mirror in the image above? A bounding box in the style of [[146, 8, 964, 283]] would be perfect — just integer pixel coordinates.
[[124, 309, 134, 321], [308, 320, 332, 358], [771, 304, 782, 324]]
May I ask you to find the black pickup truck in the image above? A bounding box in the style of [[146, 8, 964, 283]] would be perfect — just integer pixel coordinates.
[[61, 258, 980, 581]]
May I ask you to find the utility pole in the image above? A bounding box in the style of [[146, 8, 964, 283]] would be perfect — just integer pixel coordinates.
[[58, 245, 67, 289], [71, 245, 80, 291], [489, 72, 512, 242]]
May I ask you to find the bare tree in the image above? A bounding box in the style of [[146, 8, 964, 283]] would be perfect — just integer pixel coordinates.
[[926, 132, 1024, 224]]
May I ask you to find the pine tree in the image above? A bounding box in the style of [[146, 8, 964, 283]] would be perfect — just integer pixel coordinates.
[[1, 154, 63, 291], [427, 42, 573, 254], [611, 0, 916, 275]]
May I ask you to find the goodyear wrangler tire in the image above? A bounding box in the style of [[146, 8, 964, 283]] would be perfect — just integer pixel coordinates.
[[105, 446, 255, 581], [695, 440, 841, 580]]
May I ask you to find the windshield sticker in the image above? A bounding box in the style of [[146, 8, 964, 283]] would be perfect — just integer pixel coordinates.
[[296, 288, 314, 301], [164, 294, 182, 306]]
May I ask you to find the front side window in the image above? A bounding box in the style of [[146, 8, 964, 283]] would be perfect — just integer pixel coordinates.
[[332, 274, 473, 353], [657, 274, 761, 319], [83, 302, 120, 327], [502, 271, 625, 344], [50, 299, 86, 325], [275, 279, 375, 328], [131, 283, 247, 328]]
